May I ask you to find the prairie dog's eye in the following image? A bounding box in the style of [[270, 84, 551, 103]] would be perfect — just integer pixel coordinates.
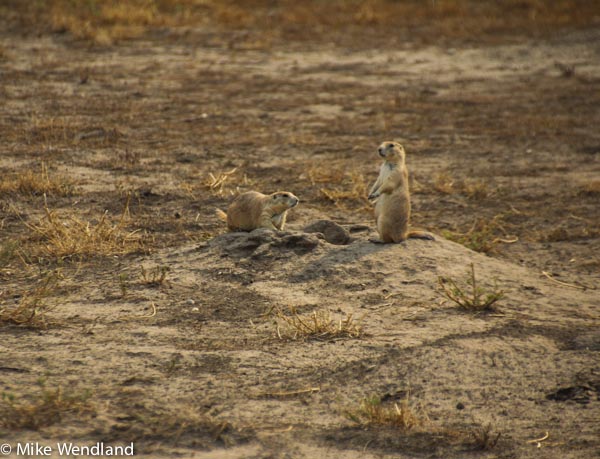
[[282, 193, 289, 198], [387, 143, 394, 149]]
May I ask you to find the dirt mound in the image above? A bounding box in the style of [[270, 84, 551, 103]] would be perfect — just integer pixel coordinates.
[[205, 228, 321, 258], [152, 229, 598, 458]]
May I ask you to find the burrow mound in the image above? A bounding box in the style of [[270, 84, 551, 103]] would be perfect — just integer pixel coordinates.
[[204, 220, 354, 258]]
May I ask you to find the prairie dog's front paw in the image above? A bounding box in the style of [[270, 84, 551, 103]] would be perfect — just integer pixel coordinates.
[[368, 192, 379, 200]]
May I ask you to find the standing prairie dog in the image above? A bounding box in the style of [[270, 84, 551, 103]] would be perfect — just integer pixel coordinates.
[[368, 141, 434, 243], [217, 191, 299, 231]]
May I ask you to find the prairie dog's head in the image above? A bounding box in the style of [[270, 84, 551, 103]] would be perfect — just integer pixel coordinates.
[[377, 141, 406, 164], [269, 191, 299, 210]]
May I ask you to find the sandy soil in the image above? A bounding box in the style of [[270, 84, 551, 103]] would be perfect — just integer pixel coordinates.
[[0, 5, 599, 459]]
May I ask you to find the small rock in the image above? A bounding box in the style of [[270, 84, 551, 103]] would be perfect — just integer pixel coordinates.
[[304, 220, 350, 245]]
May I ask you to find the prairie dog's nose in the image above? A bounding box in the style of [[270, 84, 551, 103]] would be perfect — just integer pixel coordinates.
[[378, 147, 385, 156]]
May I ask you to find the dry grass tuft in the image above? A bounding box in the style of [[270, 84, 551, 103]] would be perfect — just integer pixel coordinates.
[[442, 214, 517, 253], [438, 264, 504, 313], [432, 172, 455, 194], [26, 115, 78, 147], [0, 240, 20, 271], [108, 401, 248, 447], [195, 167, 255, 198], [274, 306, 364, 341], [25, 197, 145, 260], [140, 264, 170, 287], [433, 172, 490, 200], [307, 164, 345, 185], [460, 179, 490, 200], [0, 383, 94, 430], [10, 0, 600, 47], [346, 396, 501, 450], [203, 167, 240, 196], [0, 271, 60, 329], [346, 395, 426, 431], [315, 167, 370, 211], [0, 163, 74, 197], [469, 422, 502, 450], [48, 0, 172, 45], [114, 149, 142, 169]]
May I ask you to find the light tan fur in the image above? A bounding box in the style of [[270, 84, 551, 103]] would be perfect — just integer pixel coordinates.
[[218, 191, 299, 232], [368, 141, 434, 243]]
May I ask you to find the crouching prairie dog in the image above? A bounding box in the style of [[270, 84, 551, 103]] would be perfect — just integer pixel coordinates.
[[368, 141, 434, 243], [216, 191, 299, 231]]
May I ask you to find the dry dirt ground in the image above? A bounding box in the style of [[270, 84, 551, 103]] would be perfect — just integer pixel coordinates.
[[0, 2, 599, 458]]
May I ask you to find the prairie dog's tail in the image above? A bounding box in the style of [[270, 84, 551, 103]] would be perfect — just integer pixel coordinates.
[[215, 208, 228, 222], [407, 230, 435, 241]]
